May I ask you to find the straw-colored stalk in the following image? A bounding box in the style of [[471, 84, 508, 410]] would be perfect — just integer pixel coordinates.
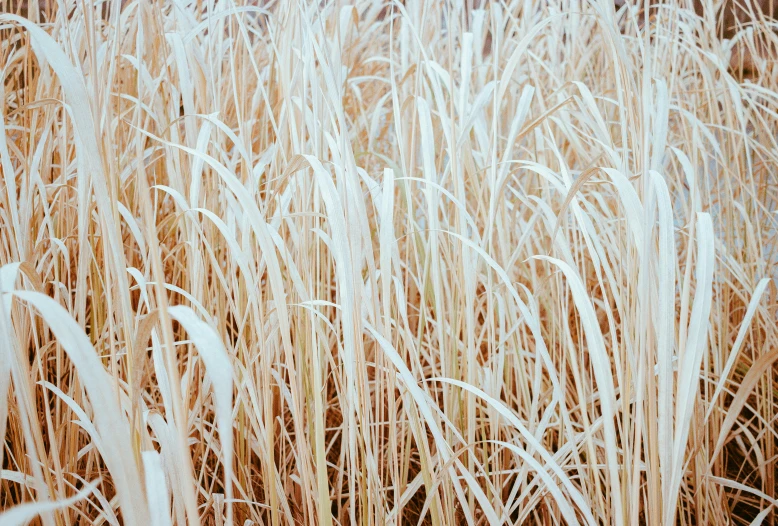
[[1, 0, 778, 524]]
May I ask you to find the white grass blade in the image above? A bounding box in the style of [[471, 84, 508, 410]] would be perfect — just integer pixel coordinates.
[[0, 262, 22, 471], [534, 256, 624, 525], [9, 291, 146, 524], [650, 170, 676, 505], [168, 306, 234, 526], [143, 451, 173, 526], [666, 213, 715, 525], [0, 480, 100, 526]]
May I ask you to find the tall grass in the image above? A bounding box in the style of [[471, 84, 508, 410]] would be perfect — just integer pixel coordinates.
[[1, 0, 777, 524]]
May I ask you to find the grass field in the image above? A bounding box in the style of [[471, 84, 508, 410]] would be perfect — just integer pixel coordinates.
[[1, 0, 778, 524]]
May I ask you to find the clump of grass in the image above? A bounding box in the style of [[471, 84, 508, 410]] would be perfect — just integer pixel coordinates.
[[1, 0, 778, 524]]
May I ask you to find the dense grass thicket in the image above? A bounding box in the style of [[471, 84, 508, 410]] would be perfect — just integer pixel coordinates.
[[2, 0, 778, 524]]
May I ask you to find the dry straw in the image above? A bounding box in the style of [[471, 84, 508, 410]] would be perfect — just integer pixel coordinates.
[[1, 0, 778, 524]]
